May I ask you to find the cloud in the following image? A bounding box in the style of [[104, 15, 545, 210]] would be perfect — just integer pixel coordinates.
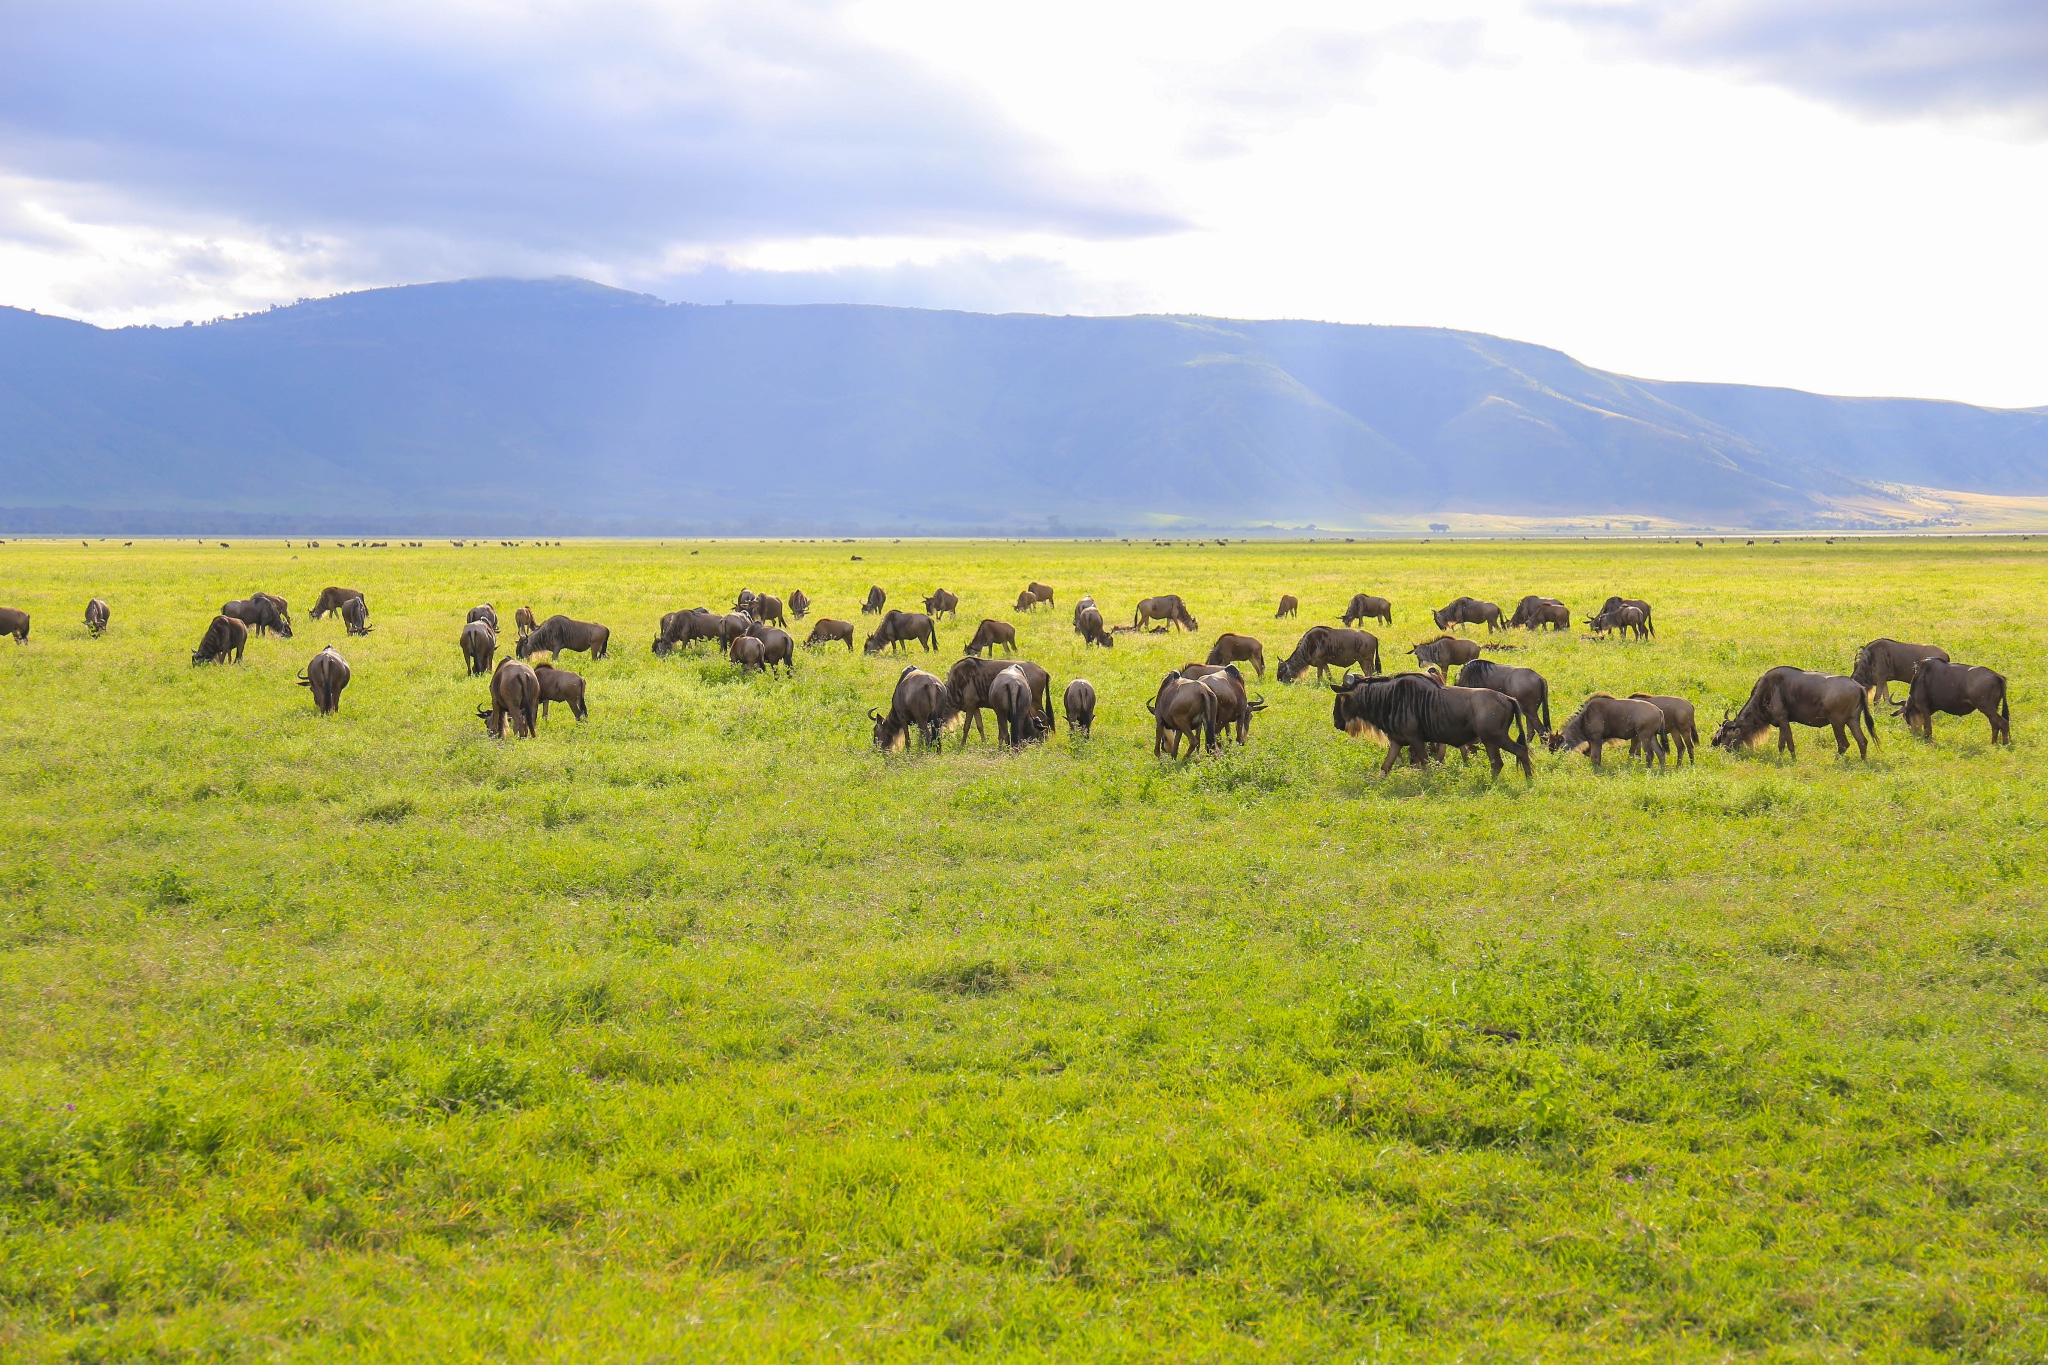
[[1543, 0, 2048, 127], [0, 0, 1180, 268], [641, 252, 1156, 316]]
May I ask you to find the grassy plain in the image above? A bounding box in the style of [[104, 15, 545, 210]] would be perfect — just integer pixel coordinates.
[[0, 535, 2043, 1361]]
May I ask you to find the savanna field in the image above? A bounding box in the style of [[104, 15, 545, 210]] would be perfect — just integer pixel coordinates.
[[1, 535, 2044, 1362]]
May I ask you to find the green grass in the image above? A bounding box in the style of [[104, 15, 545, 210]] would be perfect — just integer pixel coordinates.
[[0, 535, 2043, 1361]]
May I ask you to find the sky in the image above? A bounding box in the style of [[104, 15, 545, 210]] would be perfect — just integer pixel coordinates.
[[1, 0, 2044, 406]]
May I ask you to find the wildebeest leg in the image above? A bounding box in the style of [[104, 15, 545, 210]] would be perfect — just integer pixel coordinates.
[[1778, 724, 1795, 756], [1484, 742, 1503, 777], [1590, 736, 1603, 768]]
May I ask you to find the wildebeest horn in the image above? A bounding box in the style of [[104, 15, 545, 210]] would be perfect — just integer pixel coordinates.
[[867, 708, 882, 721], [475, 706, 491, 719]]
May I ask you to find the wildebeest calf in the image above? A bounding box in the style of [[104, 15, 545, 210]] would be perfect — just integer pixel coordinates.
[[1630, 694, 1698, 764], [1853, 637, 1949, 703], [964, 618, 1016, 657], [730, 636, 767, 672], [1278, 626, 1379, 683], [1343, 594, 1392, 627], [298, 644, 351, 714], [1275, 594, 1299, 618], [1898, 659, 2008, 743], [533, 662, 588, 720], [1206, 632, 1266, 679], [1064, 678, 1097, 735], [479, 658, 540, 738], [460, 619, 496, 676], [806, 618, 856, 650], [1408, 635, 1481, 673], [1456, 657, 1551, 736], [341, 595, 372, 636], [192, 614, 246, 664], [1548, 695, 1668, 768], [1133, 594, 1198, 632]]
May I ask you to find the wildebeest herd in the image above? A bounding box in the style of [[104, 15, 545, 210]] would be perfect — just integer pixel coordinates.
[[14, 577, 2012, 774]]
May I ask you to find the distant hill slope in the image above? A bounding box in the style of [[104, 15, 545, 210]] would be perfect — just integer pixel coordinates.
[[2, 277, 2043, 533]]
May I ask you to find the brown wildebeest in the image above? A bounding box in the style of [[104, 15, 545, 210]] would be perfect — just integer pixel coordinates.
[[0, 607, 27, 643], [309, 586, 363, 620], [1027, 582, 1055, 608], [1064, 678, 1097, 735], [341, 596, 372, 635], [712, 612, 752, 646], [964, 618, 1016, 657], [1897, 659, 2009, 743], [948, 657, 1055, 746], [746, 623, 796, 674], [1206, 632, 1266, 679], [223, 597, 292, 638], [653, 608, 717, 655], [872, 666, 956, 751], [1330, 671, 1532, 779], [1194, 663, 1266, 743], [515, 605, 537, 640], [1508, 595, 1571, 630], [805, 618, 856, 650], [533, 662, 588, 721], [1630, 694, 1699, 764], [297, 644, 351, 714], [1076, 605, 1114, 648], [1151, 672, 1219, 758], [479, 658, 540, 738], [1587, 604, 1650, 640], [1133, 594, 1198, 632], [749, 593, 788, 627], [730, 635, 767, 672], [1071, 595, 1097, 632], [864, 609, 938, 655], [1599, 597, 1655, 637], [84, 598, 109, 637], [1343, 594, 1393, 627], [460, 619, 497, 675], [519, 615, 610, 660], [1713, 666, 1876, 759], [1456, 658, 1552, 736], [1275, 594, 1299, 618], [467, 604, 499, 632], [788, 589, 810, 619], [255, 591, 291, 624], [733, 589, 759, 616], [191, 614, 246, 664], [923, 589, 959, 619], [1548, 695, 1668, 768], [1853, 638, 1949, 703], [862, 585, 887, 614], [1277, 626, 1380, 683], [1432, 596, 1503, 632], [989, 665, 1049, 748]]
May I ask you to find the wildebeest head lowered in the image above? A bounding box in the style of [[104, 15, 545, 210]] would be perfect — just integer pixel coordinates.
[[515, 606, 537, 639], [805, 618, 856, 650], [1587, 604, 1649, 640], [84, 598, 109, 637], [1342, 594, 1392, 627], [1629, 694, 1699, 764], [1712, 666, 1876, 759], [1133, 594, 1198, 632], [460, 619, 497, 676], [1027, 582, 1055, 607], [478, 658, 540, 738], [947, 656, 1054, 747], [308, 586, 363, 620], [1063, 678, 1097, 736], [297, 644, 351, 715], [1432, 596, 1503, 632], [871, 666, 956, 752], [862, 585, 887, 615], [0, 607, 26, 644], [1206, 632, 1266, 679], [1277, 626, 1379, 683], [467, 603, 499, 632], [1456, 657, 1551, 735], [222, 596, 292, 639], [1547, 694, 1667, 768], [745, 624, 796, 673], [1897, 659, 2009, 744], [1076, 605, 1114, 648], [518, 615, 611, 660], [964, 618, 1016, 657], [1508, 595, 1570, 630], [341, 595, 372, 635], [863, 609, 938, 655], [788, 589, 810, 619], [1852, 638, 1949, 703], [729, 635, 767, 672], [1193, 662, 1267, 744], [1330, 671, 1532, 779], [1407, 635, 1480, 673], [923, 588, 959, 619], [191, 614, 247, 665], [1598, 597, 1654, 636], [1275, 594, 1299, 618], [1150, 671, 1219, 759], [988, 665, 1049, 748]]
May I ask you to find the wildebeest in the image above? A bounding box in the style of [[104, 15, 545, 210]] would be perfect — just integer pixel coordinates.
[[1151, 672, 1219, 758], [862, 585, 887, 614], [460, 619, 497, 676], [863, 609, 938, 655], [1897, 659, 2009, 743], [964, 618, 1016, 657], [0, 607, 27, 644], [805, 618, 856, 650], [515, 606, 537, 640], [989, 665, 1049, 748], [1598, 597, 1655, 637], [730, 635, 767, 672], [1852, 638, 1950, 703], [533, 662, 588, 721], [653, 608, 717, 655], [733, 589, 759, 616], [255, 591, 291, 624], [1193, 663, 1266, 743], [1456, 658, 1552, 736], [1275, 594, 1299, 618], [1015, 590, 1037, 612], [297, 644, 351, 714], [1432, 596, 1504, 632], [518, 615, 611, 660], [309, 586, 363, 620], [788, 589, 811, 619], [748, 593, 788, 627], [222, 596, 292, 638], [1064, 678, 1097, 736], [1133, 594, 1199, 632], [871, 666, 957, 751], [1712, 666, 1876, 759], [1630, 694, 1699, 764], [1206, 632, 1266, 679], [1547, 695, 1668, 768], [712, 612, 753, 646], [1076, 605, 1114, 648], [478, 658, 540, 738], [1343, 594, 1393, 627], [1508, 595, 1571, 630], [746, 623, 796, 674], [1277, 626, 1380, 683], [1587, 604, 1650, 640], [1027, 582, 1055, 608], [924, 589, 959, 619], [340, 595, 372, 636], [84, 598, 109, 637], [947, 657, 1055, 746], [1071, 595, 1097, 632], [1408, 635, 1489, 672], [191, 614, 247, 664], [467, 604, 499, 632], [1330, 672, 1532, 779]]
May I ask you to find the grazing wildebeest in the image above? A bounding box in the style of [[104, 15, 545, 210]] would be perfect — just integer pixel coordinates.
[[1343, 594, 1393, 627], [1150, 672, 1219, 758], [1133, 594, 1198, 632], [515, 606, 537, 641], [1014, 590, 1036, 612], [1275, 594, 1299, 618], [1587, 604, 1650, 640], [1027, 582, 1055, 608], [964, 618, 1017, 657], [1630, 694, 1699, 764], [805, 618, 856, 650], [0, 607, 27, 644], [1897, 660, 2009, 743], [712, 612, 753, 646], [255, 591, 291, 625], [730, 635, 767, 672], [1277, 626, 1380, 683], [653, 608, 716, 655], [533, 662, 588, 721], [297, 644, 351, 714], [191, 614, 246, 664], [340, 595, 372, 636], [467, 604, 499, 633], [749, 593, 788, 627], [518, 615, 611, 660], [861, 586, 887, 614], [989, 665, 1049, 748], [1064, 678, 1097, 736], [1432, 596, 1504, 632], [1598, 597, 1655, 637], [1547, 695, 1668, 768], [1330, 672, 1533, 779], [1076, 605, 1115, 648], [872, 666, 957, 751], [1712, 666, 1876, 759], [788, 589, 810, 619], [309, 587, 363, 620], [924, 589, 959, 620], [1852, 638, 1950, 703], [1071, 596, 1097, 632], [733, 589, 759, 616], [1206, 632, 1266, 680], [948, 657, 1055, 746], [460, 619, 497, 676], [1456, 658, 1552, 736], [864, 609, 939, 655], [746, 623, 796, 673], [84, 598, 109, 637], [1194, 663, 1266, 743], [1508, 595, 1571, 630], [479, 658, 540, 738], [222, 597, 292, 638]]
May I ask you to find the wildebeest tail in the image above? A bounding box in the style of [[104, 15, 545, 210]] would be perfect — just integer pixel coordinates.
[[1538, 681, 1550, 734], [1507, 697, 1527, 746], [1999, 678, 2011, 725], [296, 668, 311, 688], [1859, 690, 1879, 746]]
